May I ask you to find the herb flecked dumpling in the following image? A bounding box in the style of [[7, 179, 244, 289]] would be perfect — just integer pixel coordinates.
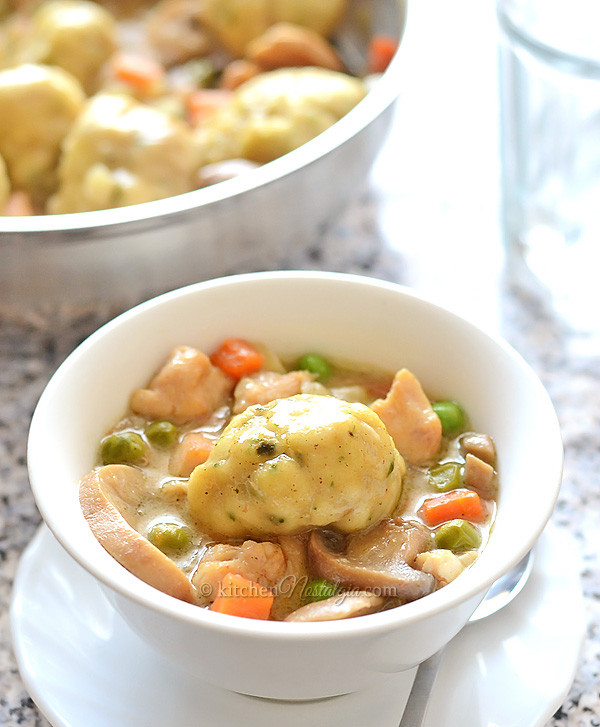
[[187, 393, 405, 538]]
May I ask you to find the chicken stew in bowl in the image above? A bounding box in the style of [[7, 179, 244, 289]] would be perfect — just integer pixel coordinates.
[[79, 338, 498, 622]]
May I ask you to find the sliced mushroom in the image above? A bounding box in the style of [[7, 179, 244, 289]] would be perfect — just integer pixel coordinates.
[[284, 591, 385, 622], [463, 453, 497, 499], [460, 432, 496, 466], [80, 464, 195, 603], [309, 520, 436, 602]]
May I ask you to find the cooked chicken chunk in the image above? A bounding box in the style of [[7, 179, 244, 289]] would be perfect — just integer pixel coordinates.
[[415, 548, 477, 587], [187, 393, 405, 537], [371, 369, 442, 465], [0, 63, 85, 203], [130, 345, 234, 423], [193, 539, 287, 600], [233, 369, 313, 413], [49, 93, 203, 213]]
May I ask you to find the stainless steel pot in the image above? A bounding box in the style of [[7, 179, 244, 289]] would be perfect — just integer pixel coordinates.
[[0, 0, 408, 321]]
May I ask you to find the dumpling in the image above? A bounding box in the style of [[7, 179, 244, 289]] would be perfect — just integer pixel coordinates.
[[195, 67, 366, 165], [0, 63, 85, 204], [50, 93, 203, 213], [24, 0, 117, 93], [187, 393, 405, 538]]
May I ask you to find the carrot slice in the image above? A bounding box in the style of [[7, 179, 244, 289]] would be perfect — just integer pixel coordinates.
[[210, 572, 274, 620], [418, 489, 485, 527], [186, 88, 231, 126], [210, 338, 264, 379], [110, 52, 165, 94], [367, 35, 399, 74], [170, 432, 214, 477]]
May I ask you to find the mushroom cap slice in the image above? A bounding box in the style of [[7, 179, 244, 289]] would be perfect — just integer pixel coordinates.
[[309, 521, 436, 602], [284, 591, 385, 622], [80, 464, 195, 603]]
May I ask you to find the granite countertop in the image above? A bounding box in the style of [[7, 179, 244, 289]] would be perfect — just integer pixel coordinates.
[[1, 1, 598, 725]]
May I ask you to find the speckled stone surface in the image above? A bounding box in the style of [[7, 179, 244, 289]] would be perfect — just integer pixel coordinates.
[[1, 0, 598, 723]]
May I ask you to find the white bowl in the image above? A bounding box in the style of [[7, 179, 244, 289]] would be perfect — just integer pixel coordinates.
[[27, 271, 563, 701], [0, 0, 407, 321]]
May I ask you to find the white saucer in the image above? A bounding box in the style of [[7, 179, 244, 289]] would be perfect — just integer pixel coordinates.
[[11, 523, 585, 727]]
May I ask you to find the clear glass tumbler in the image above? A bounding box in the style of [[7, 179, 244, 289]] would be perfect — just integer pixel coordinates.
[[498, 0, 600, 332]]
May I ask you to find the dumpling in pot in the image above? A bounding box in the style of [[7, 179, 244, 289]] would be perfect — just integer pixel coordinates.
[[50, 93, 202, 213], [0, 63, 85, 204], [195, 67, 366, 165], [187, 393, 405, 538]]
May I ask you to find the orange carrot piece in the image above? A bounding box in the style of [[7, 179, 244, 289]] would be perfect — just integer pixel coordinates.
[[210, 572, 274, 620], [210, 338, 264, 379], [186, 88, 231, 126], [367, 35, 399, 74], [3, 191, 34, 216], [110, 52, 165, 94], [418, 489, 485, 527], [170, 432, 214, 477]]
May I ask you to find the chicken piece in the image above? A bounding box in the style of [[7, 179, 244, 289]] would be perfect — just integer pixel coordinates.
[[246, 22, 344, 72], [371, 369, 442, 465], [195, 67, 366, 165], [188, 393, 405, 538], [24, 0, 117, 93], [49, 93, 203, 213], [463, 453, 497, 499], [0, 63, 85, 204], [130, 345, 234, 424], [80, 465, 195, 602], [233, 369, 313, 413], [309, 524, 436, 602], [192, 539, 288, 604], [414, 549, 477, 587]]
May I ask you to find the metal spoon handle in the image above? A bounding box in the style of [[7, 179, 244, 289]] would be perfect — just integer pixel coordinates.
[[398, 649, 445, 726]]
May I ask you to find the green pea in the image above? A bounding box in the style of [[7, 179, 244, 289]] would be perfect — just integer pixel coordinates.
[[432, 400, 465, 437], [434, 519, 481, 552], [302, 578, 339, 604], [428, 462, 462, 492], [145, 420, 178, 448], [297, 353, 332, 382], [147, 521, 191, 553], [101, 431, 146, 465]]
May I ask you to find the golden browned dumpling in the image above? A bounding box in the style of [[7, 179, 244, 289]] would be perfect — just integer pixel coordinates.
[[271, 0, 348, 37], [0, 153, 10, 210], [24, 0, 117, 93], [0, 63, 85, 203], [187, 393, 405, 538], [196, 67, 366, 165], [50, 93, 203, 213], [200, 0, 348, 57]]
